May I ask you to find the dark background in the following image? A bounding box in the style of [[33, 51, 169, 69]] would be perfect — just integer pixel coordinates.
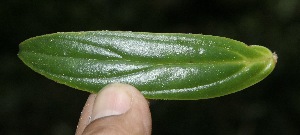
[[1, 0, 299, 134]]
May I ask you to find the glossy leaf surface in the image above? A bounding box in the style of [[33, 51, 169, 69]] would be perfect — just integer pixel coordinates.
[[18, 31, 277, 99]]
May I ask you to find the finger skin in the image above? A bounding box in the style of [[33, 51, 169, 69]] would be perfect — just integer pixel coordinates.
[[77, 83, 152, 135], [75, 94, 97, 135]]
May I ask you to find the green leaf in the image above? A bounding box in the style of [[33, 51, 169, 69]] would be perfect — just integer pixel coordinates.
[[18, 31, 277, 100]]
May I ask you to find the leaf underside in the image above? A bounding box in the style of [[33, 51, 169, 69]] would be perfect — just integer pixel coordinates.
[[18, 31, 276, 100]]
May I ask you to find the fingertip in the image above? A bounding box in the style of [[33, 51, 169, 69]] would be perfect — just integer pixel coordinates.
[[91, 83, 133, 120], [81, 83, 152, 135]]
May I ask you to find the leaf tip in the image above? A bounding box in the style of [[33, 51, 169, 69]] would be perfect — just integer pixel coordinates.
[[272, 52, 278, 63]]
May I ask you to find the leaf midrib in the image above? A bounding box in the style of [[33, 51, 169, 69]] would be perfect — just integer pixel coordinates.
[[22, 51, 271, 67]]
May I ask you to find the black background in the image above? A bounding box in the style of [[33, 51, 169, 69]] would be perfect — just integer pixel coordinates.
[[1, 0, 299, 134]]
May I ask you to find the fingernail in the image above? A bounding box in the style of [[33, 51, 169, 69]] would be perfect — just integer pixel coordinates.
[[91, 83, 132, 121]]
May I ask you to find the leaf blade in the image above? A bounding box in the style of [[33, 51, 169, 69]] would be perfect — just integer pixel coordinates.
[[18, 31, 276, 99]]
